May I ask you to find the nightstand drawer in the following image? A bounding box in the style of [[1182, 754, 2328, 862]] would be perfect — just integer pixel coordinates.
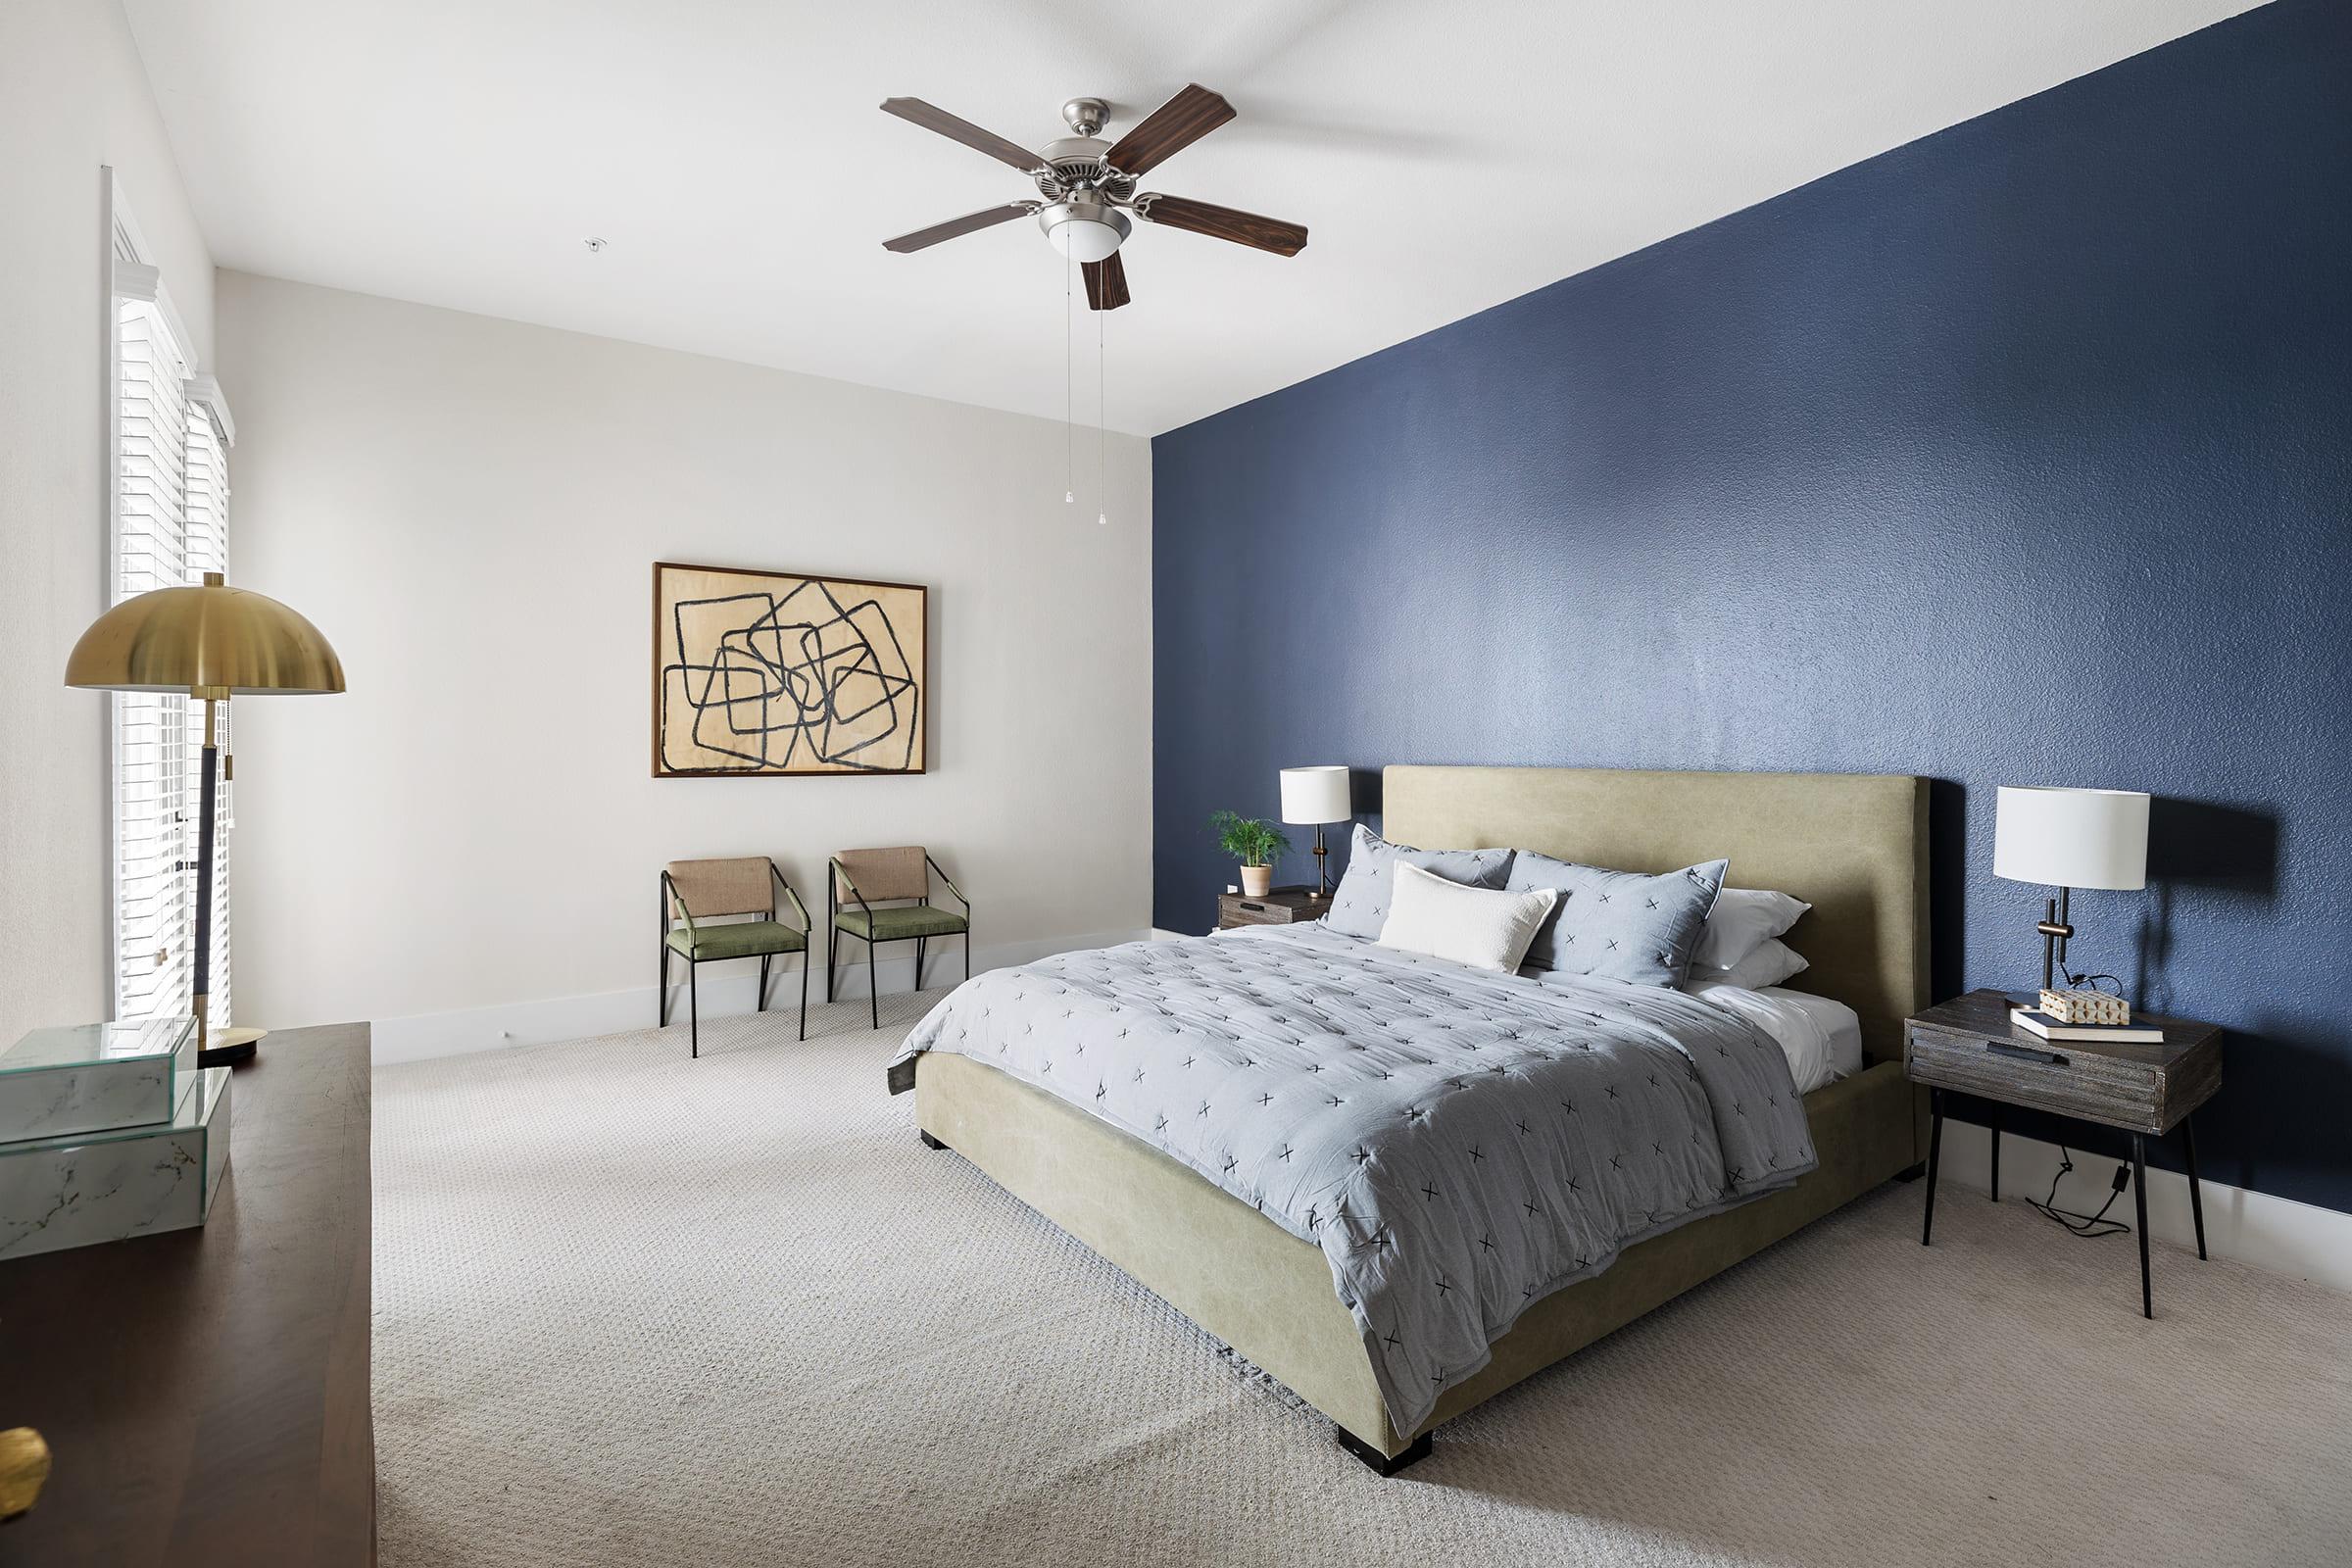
[[1906, 1022, 2166, 1131], [1217, 889, 1322, 929]]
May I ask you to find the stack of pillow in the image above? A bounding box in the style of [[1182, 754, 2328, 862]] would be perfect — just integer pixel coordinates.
[[1319, 823, 1810, 990], [1684, 887, 1811, 989]]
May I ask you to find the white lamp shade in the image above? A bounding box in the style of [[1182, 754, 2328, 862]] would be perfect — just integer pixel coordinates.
[[1280, 765, 1351, 825], [1992, 786, 2150, 891]]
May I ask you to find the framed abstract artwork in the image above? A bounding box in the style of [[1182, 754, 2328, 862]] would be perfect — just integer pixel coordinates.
[[652, 562, 927, 777]]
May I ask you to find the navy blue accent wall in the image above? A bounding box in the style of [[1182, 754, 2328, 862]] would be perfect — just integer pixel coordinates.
[[1152, 1, 2352, 1213]]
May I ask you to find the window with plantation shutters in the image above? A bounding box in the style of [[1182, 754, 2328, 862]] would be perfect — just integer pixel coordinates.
[[109, 188, 233, 1029]]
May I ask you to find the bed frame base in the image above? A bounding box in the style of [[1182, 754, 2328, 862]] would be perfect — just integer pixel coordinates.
[[919, 1130, 948, 1151], [1337, 1426, 1432, 1477], [916, 1049, 1926, 1466], [1892, 1161, 1927, 1181]]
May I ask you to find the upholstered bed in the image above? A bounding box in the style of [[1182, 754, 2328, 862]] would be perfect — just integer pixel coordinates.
[[903, 765, 1930, 1470]]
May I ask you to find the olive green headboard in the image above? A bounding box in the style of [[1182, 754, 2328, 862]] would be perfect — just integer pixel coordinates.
[[1382, 765, 1931, 1062]]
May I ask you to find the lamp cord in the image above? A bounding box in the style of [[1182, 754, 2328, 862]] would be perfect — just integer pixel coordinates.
[[2024, 1146, 2133, 1240]]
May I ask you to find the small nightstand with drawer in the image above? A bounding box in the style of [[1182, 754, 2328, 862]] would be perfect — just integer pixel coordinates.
[[1216, 886, 1327, 931], [1906, 988, 2222, 1318]]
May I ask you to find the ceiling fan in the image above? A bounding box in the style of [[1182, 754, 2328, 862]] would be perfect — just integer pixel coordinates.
[[877, 84, 1309, 310]]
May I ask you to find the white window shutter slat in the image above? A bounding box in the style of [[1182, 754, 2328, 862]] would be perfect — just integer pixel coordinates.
[[110, 289, 230, 1029], [185, 401, 231, 1027]]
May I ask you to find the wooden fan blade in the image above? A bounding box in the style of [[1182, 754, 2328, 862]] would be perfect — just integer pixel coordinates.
[[1136, 195, 1307, 256], [1103, 84, 1235, 177], [1082, 252, 1131, 311], [880, 97, 1046, 172], [882, 203, 1035, 254]]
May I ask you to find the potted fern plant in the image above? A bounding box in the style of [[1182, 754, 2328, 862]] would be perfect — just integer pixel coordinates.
[[1210, 810, 1291, 899]]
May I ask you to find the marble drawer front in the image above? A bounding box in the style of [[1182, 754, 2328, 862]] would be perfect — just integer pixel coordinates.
[[0, 1065, 230, 1261]]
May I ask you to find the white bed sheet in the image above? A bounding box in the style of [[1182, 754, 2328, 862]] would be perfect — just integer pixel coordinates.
[[1682, 980, 1864, 1095]]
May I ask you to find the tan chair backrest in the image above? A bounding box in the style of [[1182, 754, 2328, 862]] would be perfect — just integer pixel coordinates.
[[665, 858, 771, 919], [834, 846, 927, 904]]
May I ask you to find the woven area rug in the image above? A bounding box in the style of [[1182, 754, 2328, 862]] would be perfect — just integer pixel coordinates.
[[374, 994, 2352, 1567]]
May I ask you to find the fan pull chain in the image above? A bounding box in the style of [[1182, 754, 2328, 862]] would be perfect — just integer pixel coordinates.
[[1097, 306, 1107, 525], [1064, 252, 1075, 505]]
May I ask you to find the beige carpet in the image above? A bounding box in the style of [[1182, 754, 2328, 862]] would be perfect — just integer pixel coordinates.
[[374, 994, 2352, 1567]]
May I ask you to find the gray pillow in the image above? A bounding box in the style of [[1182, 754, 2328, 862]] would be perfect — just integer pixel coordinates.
[[1506, 851, 1729, 987], [1322, 824, 1513, 941]]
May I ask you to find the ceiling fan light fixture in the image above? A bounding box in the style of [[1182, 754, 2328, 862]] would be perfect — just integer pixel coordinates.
[[878, 86, 1308, 309], [1039, 199, 1130, 264]]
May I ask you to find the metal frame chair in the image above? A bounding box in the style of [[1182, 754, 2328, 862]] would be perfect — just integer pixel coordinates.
[[827, 850, 969, 1030], [659, 858, 810, 1057]]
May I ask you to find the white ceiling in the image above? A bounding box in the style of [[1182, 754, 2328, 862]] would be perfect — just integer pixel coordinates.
[[124, 0, 2259, 436]]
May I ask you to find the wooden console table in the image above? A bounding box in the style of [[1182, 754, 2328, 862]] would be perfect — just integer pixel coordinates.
[[1, 1022, 373, 1564]]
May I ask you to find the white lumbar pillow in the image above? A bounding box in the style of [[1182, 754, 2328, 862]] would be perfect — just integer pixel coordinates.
[[1691, 887, 1812, 972], [1377, 861, 1559, 973]]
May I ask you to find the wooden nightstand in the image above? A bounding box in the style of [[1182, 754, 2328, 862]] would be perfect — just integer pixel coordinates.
[[1216, 886, 1328, 931], [1905, 988, 2223, 1318]]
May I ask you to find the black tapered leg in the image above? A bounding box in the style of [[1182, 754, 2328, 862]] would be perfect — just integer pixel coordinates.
[[659, 946, 670, 1027], [827, 921, 838, 1005], [868, 937, 879, 1030], [1989, 1106, 2000, 1202], [2181, 1114, 2207, 1260], [689, 959, 700, 1059], [2132, 1133, 2152, 1318], [1921, 1088, 1945, 1247], [1335, 1425, 1432, 1476], [759, 954, 770, 1012], [915, 936, 927, 990], [918, 1130, 947, 1151], [964, 927, 970, 986], [798, 952, 808, 1042]]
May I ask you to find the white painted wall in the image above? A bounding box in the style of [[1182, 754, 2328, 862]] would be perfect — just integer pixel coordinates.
[[0, 0, 216, 1048], [215, 271, 1152, 1055]]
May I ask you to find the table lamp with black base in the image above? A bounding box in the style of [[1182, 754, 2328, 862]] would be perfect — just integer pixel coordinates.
[[1280, 765, 1351, 901], [1991, 784, 2149, 1006], [67, 571, 345, 1068]]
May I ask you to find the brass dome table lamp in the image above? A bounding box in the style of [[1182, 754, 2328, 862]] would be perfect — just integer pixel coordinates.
[[66, 572, 344, 1068]]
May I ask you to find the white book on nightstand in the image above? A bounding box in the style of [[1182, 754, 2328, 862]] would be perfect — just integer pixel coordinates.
[[2013, 1008, 2167, 1044]]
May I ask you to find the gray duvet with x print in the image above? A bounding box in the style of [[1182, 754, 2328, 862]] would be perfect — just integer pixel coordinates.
[[889, 923, 1815, 1437]]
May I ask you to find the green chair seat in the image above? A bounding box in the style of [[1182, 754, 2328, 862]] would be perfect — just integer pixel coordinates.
[[664, 920, 807, 961], [834, 904, 969, 942]]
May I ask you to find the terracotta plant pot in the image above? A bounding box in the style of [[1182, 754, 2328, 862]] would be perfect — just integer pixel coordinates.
[[1239, 864, 1273, 898]]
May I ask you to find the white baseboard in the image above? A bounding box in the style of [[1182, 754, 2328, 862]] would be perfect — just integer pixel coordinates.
[[1933, 1121, 2352, 1294], [369, 927, 1152, 1066]]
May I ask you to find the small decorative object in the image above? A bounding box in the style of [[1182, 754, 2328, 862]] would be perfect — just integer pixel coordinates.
[[1992, 786, 2149, 1002], [654, 562, 926, 777], [66, 571, 346, 1068], [0, 1427, 51, 1521], [0, 1067, 229, 1261], [2040, 988, 2132, 1026], [0, 1017, 193, 1144], [1210, 810, 1290, 900], [1279, 765, 1351, 899]]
